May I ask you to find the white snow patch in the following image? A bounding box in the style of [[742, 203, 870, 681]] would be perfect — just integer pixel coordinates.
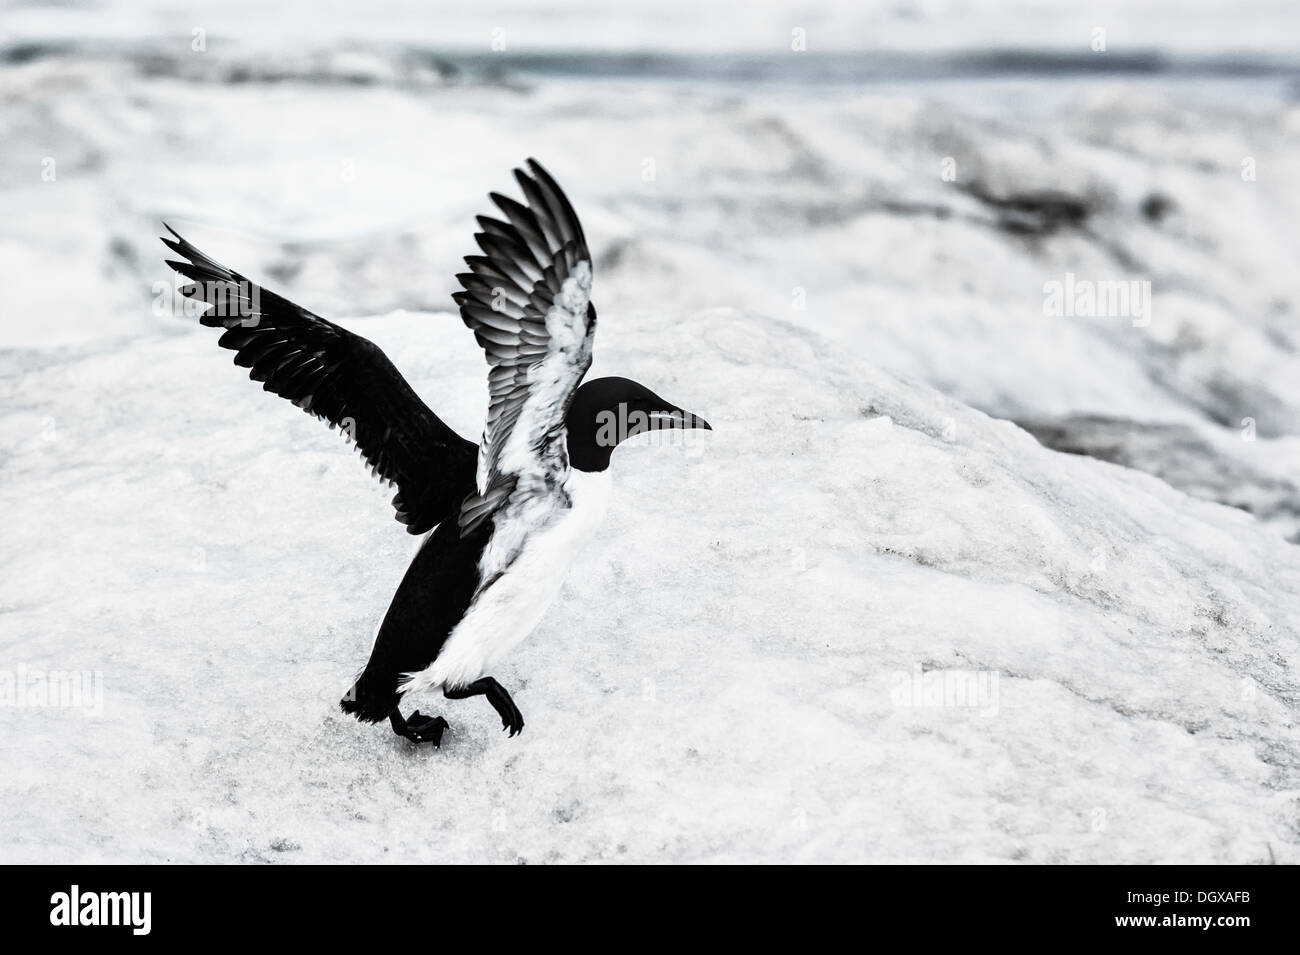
[[1, 308, 1297, 863]]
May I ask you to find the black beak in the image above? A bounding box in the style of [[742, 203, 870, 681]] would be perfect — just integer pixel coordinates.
[[649, 408, 712, 431]]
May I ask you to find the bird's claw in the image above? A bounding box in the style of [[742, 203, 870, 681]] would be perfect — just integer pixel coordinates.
[[499, 704, 524, 738], [403, 711, 449, 747]]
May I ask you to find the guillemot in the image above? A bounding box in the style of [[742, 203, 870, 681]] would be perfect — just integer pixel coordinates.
[[163, 158, 711, 747]]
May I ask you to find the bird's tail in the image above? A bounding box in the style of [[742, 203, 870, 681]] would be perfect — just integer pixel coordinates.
[[340, 668, 401, 724]]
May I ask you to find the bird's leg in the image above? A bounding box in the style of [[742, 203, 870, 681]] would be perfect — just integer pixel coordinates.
[[444, 677, 524, 737], [389, 707, 449, 747]]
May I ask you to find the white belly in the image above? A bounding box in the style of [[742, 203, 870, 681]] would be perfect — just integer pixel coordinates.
[[398, 469, 611, 694]]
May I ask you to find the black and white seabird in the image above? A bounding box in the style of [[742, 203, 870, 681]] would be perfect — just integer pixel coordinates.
[[163, 159, 711, 747]]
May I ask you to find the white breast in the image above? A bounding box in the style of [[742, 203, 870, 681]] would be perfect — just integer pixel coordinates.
[[398, 469, 612, 694]]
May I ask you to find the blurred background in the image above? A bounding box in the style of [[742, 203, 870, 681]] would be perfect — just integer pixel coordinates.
[[4, 0, 1299, 538]]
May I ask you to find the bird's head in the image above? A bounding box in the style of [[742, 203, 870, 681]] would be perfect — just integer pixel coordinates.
[[565, 376, 712, 473]]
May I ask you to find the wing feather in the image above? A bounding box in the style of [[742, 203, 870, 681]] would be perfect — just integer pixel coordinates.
[[162, 226, 476, 533], [452, 159, 596, 535]]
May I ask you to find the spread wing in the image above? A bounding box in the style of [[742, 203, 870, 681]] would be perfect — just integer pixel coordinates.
[[162, 226, 477, 534], [452, 159, 596, 535]]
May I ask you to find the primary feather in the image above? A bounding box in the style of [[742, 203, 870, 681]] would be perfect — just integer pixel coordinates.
[[452, 158, 598, 537], [162, 225, 476, 534]]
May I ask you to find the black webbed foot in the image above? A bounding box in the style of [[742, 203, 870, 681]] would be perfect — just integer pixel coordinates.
[[389, 708, 449, 747], [444, 677, 525, 737]]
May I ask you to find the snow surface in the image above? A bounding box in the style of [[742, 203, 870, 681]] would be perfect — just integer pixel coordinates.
[[2, 306, 1298, 863], [3, 42, 1297, 537]]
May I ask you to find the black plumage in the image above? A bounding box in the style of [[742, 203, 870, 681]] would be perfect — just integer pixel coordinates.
[[162, 225, 475, 535]]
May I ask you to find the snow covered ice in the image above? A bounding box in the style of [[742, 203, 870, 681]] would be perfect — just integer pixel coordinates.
[[2, 304, 1298, 863], [2, 1, 1299, 863], [5, 38, 1299, 538]]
